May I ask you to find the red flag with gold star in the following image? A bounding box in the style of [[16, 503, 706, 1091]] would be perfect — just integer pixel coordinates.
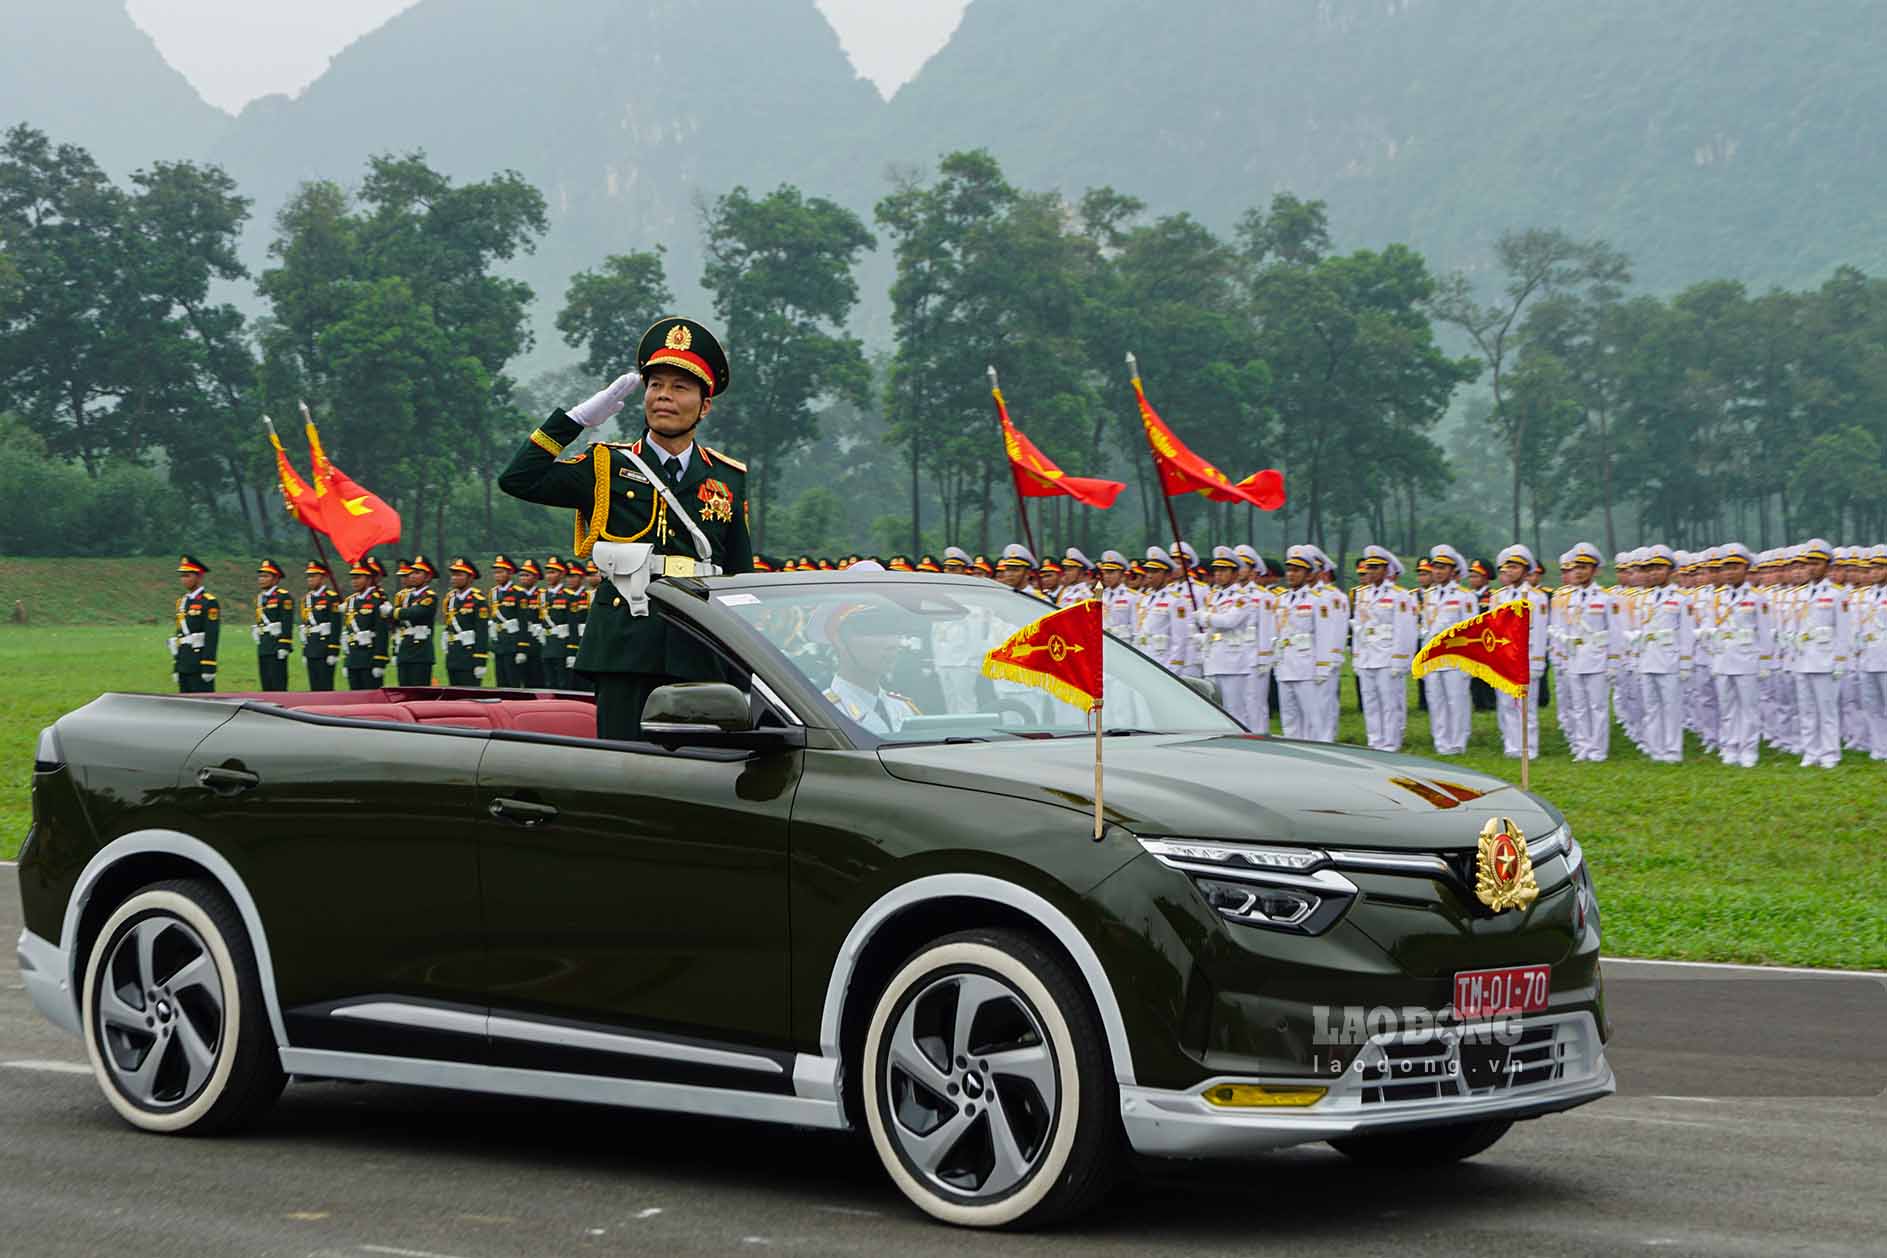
[[1131, 374, 1286, 511], [982, 599, 1104, 712], [1411, 600, 1532, 698], [303, 414, 402, 565], [995, 386, 1125, 509], [266, 420, 320, 528]]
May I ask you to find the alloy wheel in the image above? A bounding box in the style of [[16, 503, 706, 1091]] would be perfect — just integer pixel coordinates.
[[94, 915, 226, 1109]]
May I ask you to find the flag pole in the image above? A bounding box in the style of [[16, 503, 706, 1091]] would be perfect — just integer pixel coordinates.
[[989, 366, 1041, 566], [1127, 352, 1200, 614], [264, 414, 332, 569], [1519, 684, 1529, 793], [1092, 699, 1105, 840]]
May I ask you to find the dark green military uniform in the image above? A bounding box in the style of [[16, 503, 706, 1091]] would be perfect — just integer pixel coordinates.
[[489, 562, 527, 688], [253, 559, 295, 691], [443, 558, 490, 686], [343, 564, 392, 690], [300, 565, 343, 690], [540, 572, 579, 689], [498, 316, 751, 738], [172, 555, 220, 693], [393, 556, 439, 686], [565, 576, 593, 690]]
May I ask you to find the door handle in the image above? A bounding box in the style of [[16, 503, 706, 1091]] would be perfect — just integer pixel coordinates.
[[488, 797, 558, 827], [196, 765, 260, 796]]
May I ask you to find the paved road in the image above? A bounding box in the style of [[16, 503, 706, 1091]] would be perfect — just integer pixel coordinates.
[[5, 865, 1885, 1258]]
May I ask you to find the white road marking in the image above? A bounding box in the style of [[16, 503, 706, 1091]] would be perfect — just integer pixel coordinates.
[[814, 1205, 884, 1218], [1604, 956, 1887, 979], [359, 1246, 475, 1258], [1574, 1113, 1719, 1129], [2, 1060, 91, 1075], [1653, 1095, 1725, 1104], [634, 1207, 663, 1219]]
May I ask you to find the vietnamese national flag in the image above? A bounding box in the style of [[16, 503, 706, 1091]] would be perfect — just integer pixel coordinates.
[[266, 421, 321, 528], [994, 386, 1125, 509], [1411, 600, 1533, 698], [982, 600, 1104, 713], [305, 420, 402, 565], [1131, 375, 1285, 511]]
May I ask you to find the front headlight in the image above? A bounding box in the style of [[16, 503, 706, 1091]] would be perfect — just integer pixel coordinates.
[[1564, 830, 1599, 938], [1139, 837, 1356, 935]]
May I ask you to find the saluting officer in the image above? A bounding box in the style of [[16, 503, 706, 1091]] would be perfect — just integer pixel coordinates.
[[253, 558, 295, 691], [393, 554, 439, 686], [499, 317, 753, 739], [443, 557, 491, 686], [171, 555, 220, 693], [300, 561, 343, 690]]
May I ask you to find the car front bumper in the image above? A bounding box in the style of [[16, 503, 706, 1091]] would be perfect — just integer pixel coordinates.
[[1120, 1010, 1613, 1156], [16, 929, 79, 1036]]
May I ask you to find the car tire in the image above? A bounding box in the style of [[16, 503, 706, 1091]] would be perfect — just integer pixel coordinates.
[[79, 878, 285, 1135], [861, 928, 1121, 1229], [1328, 1117, 1514, 1167]]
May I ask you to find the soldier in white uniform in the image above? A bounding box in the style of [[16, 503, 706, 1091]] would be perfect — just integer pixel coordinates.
[[1096, 549, 1138, 639], [1551, 543, 1622, 761], [1308, 547, 1349, 741], [1352, 545, 1417, 752], [1235, 545, 1278, 733], [1273, 546, 1327, 740], [1057, 548, 1095, 607], [1134, 547, 1187, 675], [819, 602, 923, 735], [1421, 545, 1476, 755], [1200, 546, 1263, 730], [1629, 544, 1692, 763], [933, 547, 985, 713], [1787, 539, 1851, 768], [1859, 545, 1887, 760], [1701, 543, 1773, 768], [1169, 542, 1209, 679], [1489, 544, 1550, 760]]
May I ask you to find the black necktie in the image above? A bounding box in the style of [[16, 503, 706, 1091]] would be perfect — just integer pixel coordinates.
[[662, 455, 680, 483]]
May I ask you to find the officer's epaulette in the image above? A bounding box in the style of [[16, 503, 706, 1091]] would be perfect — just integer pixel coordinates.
[[886, 690, 922, 713], [702, 445, 746, 473]]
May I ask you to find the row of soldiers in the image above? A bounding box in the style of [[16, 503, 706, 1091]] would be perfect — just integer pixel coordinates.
[[170, 551, 605, 693], [962, 537, 1887, 767]]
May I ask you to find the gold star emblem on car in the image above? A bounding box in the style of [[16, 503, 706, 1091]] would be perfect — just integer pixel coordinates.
[[1475, 816, 1539, 913]]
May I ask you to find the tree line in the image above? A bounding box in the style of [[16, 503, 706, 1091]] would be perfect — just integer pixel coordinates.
[[2, 123, 1882, 564]]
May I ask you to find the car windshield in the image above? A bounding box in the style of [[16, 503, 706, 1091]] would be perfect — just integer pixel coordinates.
[[712, 577, 1241, 745]]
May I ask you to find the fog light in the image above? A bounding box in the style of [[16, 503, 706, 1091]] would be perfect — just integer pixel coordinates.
[[1202, 1083, 1327, 1108]]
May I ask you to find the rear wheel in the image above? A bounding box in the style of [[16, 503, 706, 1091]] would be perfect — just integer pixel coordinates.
[[861, 928, 1121, 1229], [80, 878, 285, 1134], [1328, 1117, 1513, 1167]]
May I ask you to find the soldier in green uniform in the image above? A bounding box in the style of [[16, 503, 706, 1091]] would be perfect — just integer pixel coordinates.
[[512, 559, 546, 688], [172, 555, 221, 693], [559, 559, 590, 689], [299, 561, 343, 690], [393, 554, 439, 685], [443, 557, 491, 686], [365, 557, 394, 680], [499, 316, 753, 739], [343, 561, 391, 690], [253, 558, 295, 691], [539, 556, 575, 688], [489, 555, 524, 688]]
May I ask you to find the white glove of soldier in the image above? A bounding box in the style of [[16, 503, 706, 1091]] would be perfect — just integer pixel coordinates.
[[276, 648, 290, 661], [354, 631, 373, 646], [250, 626, 261, 643], [473, 666, 487, 680], [553, 624, 569, 639], [457, 630, 475, 646], [501, 618, 521, 634], [168, 636, 179, 657], [514, 652, 527, 664], [568, 371, 641, 428], [201, 672, 216, 683], [371, 667, 384, 679]]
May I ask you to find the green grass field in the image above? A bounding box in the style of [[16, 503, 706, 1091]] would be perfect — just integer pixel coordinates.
[[2, 620, 1882, 970]]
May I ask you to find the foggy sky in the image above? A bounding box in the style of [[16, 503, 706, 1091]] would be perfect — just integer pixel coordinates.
[[125, 0, 968, 115]]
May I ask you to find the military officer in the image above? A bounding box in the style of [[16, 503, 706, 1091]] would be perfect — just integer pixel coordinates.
[[1353, 545, 1418, 752], [342, 561, 388, 690], [489, 555, 528, 688], [1630, 545, 1692, 763], [1235, 545, 1279, 734], [499, 316, 753, 739], [366, 557, 394, 679], [1787, 539, 1851, 768], [1308, 546, 1348, 741], [298, 561, 342, 690], [1134, 547, 1189, 675], [253, 558, 294, 691], [1200, 546, 1263, 730], [1422, 545, 1476, 755], [1700, 544, 1773, 768], [994, 544, 1050, 600], [443, 557, 491, 687], [1488, 545, 1550, 760], [539, 559, 581, 689], [1096, 549, 1137, 639], [1272, 546, 1325, 740], [1554, 542, 1626, 762], [818, 601, 923, 735], [511, 560, 546, 688], [391, 554, 439, 685], [171, 555, 220, 693], [1057, 549, 1095, 606], [559, 559, 591, 687], [1859, 544, 1887, 760]]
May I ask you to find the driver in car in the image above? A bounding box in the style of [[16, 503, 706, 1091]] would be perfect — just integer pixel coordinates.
[[818, 601, 922, 736]]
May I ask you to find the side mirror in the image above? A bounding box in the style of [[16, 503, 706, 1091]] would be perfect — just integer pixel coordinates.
[[642, 682, 754, 734], [1181, 675, 1223, 707]]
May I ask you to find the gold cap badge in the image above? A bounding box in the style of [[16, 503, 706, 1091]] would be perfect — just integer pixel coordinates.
[[665, 323, 693, 351], [1474, 817, 1539, 913]]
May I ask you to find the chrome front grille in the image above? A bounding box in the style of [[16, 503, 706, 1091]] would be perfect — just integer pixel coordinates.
[[1356, 1018, 1580, 1106]]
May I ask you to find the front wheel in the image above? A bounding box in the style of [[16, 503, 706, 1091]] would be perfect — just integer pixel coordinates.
[[861, 928, 1121, 1229], [1328, 1117, 1513, 1167], [79, 878, 285, 1134]]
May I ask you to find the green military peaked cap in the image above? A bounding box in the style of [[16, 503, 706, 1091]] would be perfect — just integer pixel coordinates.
[[638, 316, 730, 398]]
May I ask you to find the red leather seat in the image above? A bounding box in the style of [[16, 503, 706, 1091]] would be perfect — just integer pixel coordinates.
[[505, 700, 597, 740], [266, 693, 596, 738], [309, 703, 416, 723], [402, 699, 509, 730]]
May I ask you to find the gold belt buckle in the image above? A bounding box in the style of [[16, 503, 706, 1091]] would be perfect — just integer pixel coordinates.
[[661, 555, 697, 578]]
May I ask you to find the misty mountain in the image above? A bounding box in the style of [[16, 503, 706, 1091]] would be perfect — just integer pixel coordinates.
[[873, 0, 1887, 293], [0, 0, 229, 175]]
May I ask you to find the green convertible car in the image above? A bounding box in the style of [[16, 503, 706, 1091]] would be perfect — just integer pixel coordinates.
[[15, 571, 1613, 1228]]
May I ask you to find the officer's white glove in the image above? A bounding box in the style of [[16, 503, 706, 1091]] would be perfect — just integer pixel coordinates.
[[568, 371, 641, 428], [457, 630, 475, 646], [1833, 664, 1846, 681], [276, 648, 290, 661], [577, 623, 586, 637], [250, 626, 261, 643], [201, 672, 215, 683], [379, 602, 392, 616], [473, 666, 487, 680], [167, 636, 179, 657], [371, 667, 385, 679], [354, 631, 373, 646], [412, 625, 431, 641], [553, 624, 570, 639], [1680, 665, 1693, 679], [514, 652, 527, 664]]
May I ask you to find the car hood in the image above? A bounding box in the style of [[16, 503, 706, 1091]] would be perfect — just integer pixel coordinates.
[[877, 734, 1562, 851]]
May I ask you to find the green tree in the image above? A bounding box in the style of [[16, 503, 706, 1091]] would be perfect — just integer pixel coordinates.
[[1791, 425, 1886, 538], [701, 183, 874, 547], [556, 248, 674, 377]]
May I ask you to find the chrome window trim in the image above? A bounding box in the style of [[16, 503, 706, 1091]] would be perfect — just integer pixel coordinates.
[[750, 674, 804, 726]]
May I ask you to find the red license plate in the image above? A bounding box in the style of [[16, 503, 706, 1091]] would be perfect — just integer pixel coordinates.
[[1451, 963, 1551, 1020]]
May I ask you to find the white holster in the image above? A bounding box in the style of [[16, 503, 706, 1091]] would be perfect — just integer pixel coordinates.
[[592, 542, 658, 617]]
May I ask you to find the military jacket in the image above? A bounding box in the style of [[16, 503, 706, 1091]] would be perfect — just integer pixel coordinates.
[[498, 412, 754, 675], [300, 586, 343, 662], [567, 586, 593, 661], [444, 587, 491, 671], [491, 582, 531, 656], [172, 588, 220, 677], [253, 585, 295, 661], [1700, 582, 1774, 676], [1353, 582, 1418, 672], [540, 584, 581, 662], [344, 589, 394, 669], [393, 584, 438, 663]]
